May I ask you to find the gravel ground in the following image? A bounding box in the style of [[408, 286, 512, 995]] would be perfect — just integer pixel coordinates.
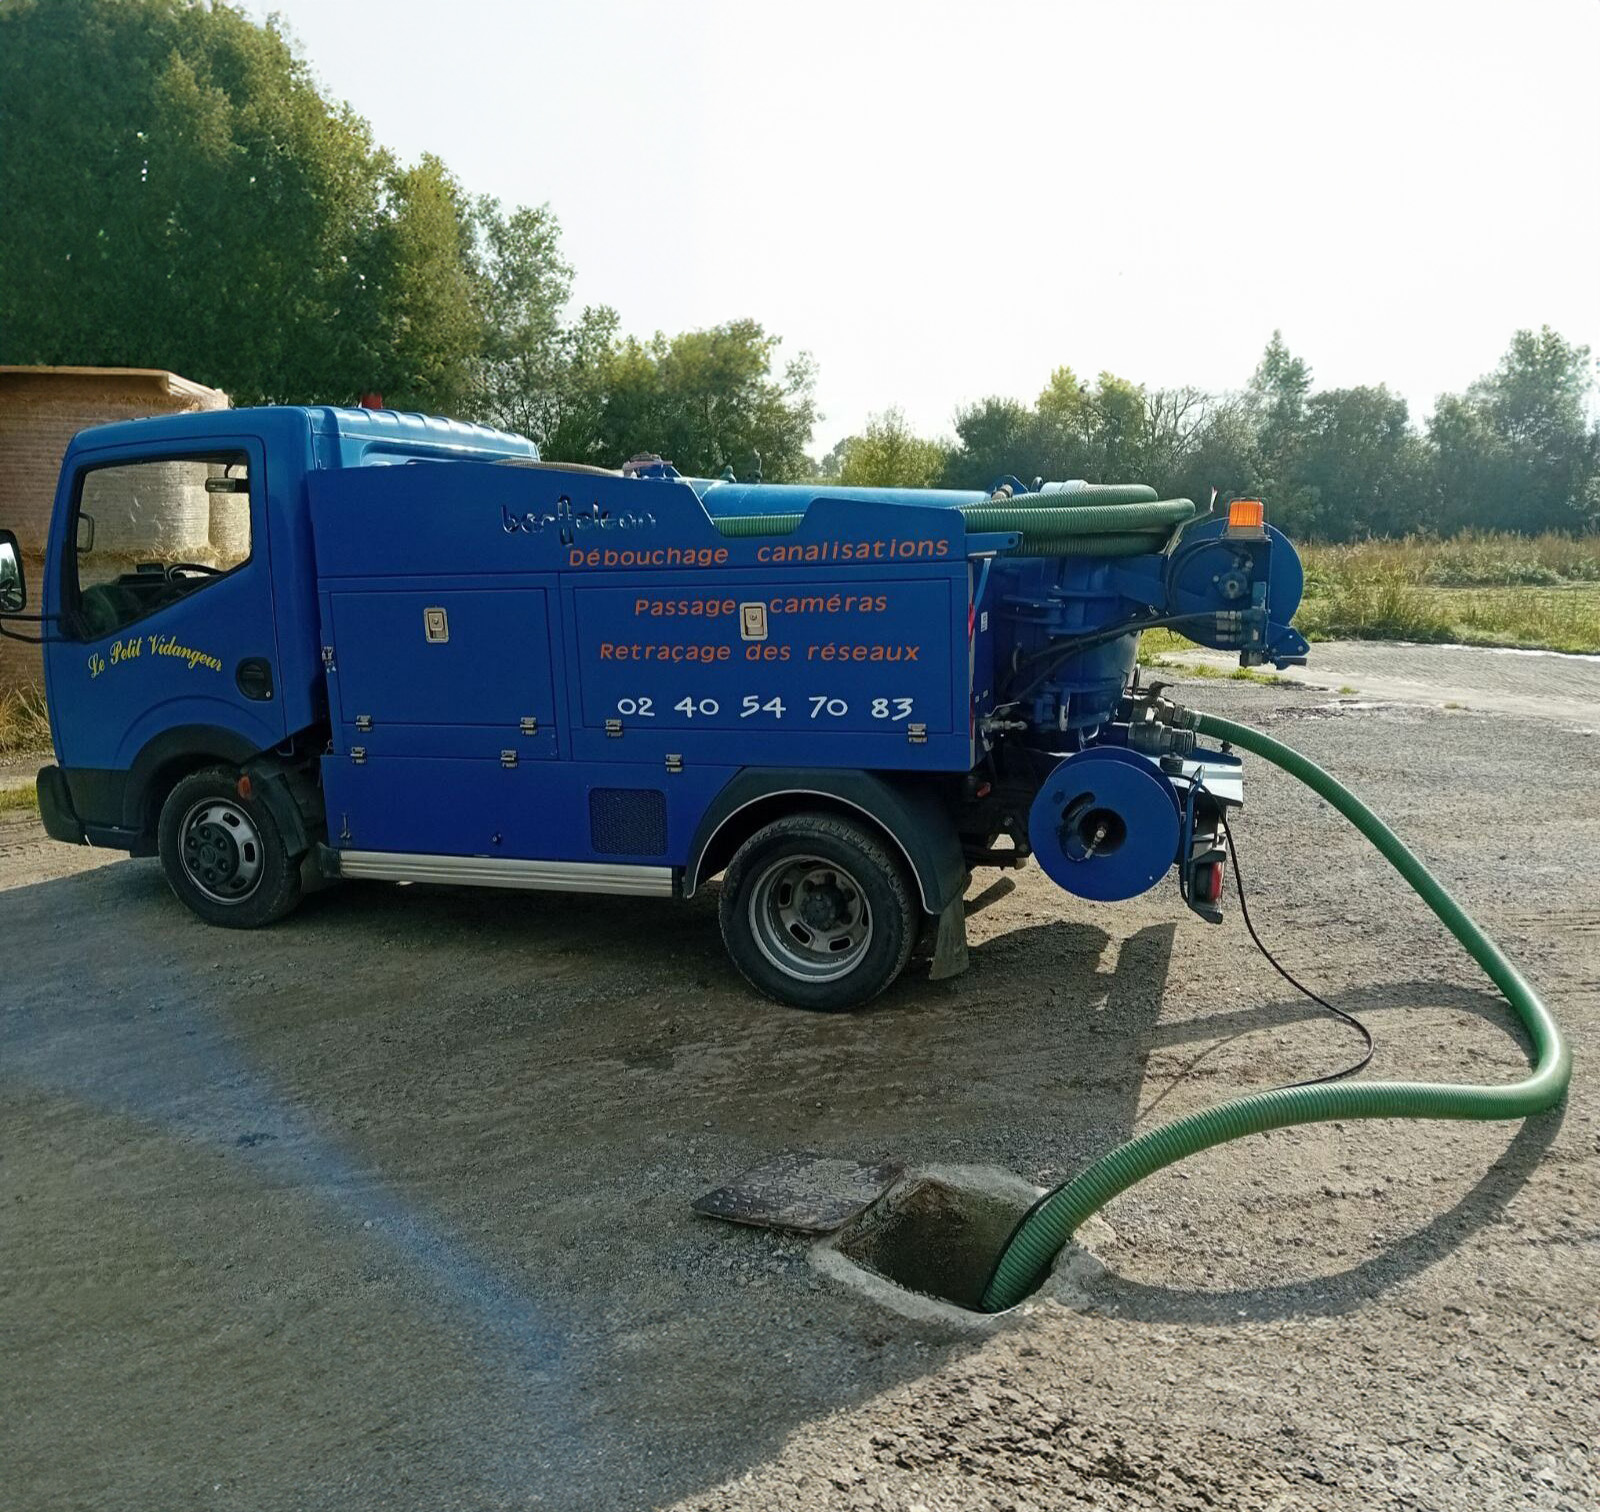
[[2, 648, 1595, 1511], [1153, 639, 1600, 729], [0, 755, 43, 795]]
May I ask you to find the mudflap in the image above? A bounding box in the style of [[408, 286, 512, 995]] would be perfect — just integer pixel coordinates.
[[928, 893, 970, 980]]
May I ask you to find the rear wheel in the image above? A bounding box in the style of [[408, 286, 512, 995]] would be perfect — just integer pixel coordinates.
[[719, 813, 916, 1011], [157, 767, 302, 929]]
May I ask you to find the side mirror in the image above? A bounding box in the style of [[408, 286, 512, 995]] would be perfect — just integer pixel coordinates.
[[0, 530, 25, 613]]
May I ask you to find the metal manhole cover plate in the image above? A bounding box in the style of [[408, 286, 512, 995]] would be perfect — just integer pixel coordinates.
[[692, 1152, 904, 1233]]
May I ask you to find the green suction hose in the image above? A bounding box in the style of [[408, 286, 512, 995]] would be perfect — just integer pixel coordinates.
[[1023, 483, 1161, 505], [711, 511, 806, 538], [956, 500, 1193, 538], [993, 532, 1178, 559], [979, 711, 1572, 1312], [710, 492, 1196, 558]]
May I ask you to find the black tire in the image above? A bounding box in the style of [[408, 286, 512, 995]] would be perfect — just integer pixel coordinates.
[[157, 766, 303, 929], [719, 812, 917, 1011]]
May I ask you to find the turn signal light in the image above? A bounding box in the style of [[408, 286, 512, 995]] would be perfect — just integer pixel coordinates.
[[1227, 498, 1265, 532]]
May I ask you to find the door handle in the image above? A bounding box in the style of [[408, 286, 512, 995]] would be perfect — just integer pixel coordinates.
[[235, 657, 274, 701]]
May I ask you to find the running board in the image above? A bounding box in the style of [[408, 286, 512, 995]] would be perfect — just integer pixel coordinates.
[[329, 848, 675, 897]]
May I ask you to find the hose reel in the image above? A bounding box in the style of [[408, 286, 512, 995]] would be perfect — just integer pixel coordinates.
[[1028, 747, 1181, 902]]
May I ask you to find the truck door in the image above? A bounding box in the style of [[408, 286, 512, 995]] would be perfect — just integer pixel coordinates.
[[44, 438, 287, 789]]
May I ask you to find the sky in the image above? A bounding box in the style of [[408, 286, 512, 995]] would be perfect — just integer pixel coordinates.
[[245, 0, 1600, 452]]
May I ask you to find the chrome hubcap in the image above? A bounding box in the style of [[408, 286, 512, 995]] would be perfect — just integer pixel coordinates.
[[180, 798, 264, 904], [748, 854, 873, 983]]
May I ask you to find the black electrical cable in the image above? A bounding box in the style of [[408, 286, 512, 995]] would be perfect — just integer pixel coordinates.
[[1002, 611, 1229, 703], [1221, 809, 1375, 1087], [1006, 610, 1184, 683], [977, 790, 1377, 1311]]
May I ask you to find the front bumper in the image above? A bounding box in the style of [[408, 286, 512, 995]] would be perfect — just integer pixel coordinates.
[[36, 764, 87, 845]]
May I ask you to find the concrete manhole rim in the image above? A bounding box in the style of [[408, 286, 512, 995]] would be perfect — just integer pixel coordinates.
[[810, 1162, 1115, 1329]]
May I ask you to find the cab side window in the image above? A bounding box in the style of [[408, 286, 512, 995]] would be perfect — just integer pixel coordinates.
[[70, 454, 252, 640]]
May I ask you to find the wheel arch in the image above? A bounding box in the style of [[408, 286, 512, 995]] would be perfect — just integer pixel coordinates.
[[124, 724, 260, 845], [684, 769, 967, 915]]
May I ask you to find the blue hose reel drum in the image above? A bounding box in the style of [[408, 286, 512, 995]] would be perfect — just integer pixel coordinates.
[[1028, 747, 1181, 901], [1165, 517, 1309, 663]]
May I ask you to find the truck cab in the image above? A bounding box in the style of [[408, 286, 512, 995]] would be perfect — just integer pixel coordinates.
[[30, 406, 534, 854], [2, 405, 1307, 1010]]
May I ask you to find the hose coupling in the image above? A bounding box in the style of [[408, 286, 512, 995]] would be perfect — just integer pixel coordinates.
[[1120, 686, 1199, 755], [1128, 723, 1196, 758]]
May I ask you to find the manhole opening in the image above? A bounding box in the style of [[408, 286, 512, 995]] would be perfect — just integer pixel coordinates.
[[834, 1175, 1043, 1312]]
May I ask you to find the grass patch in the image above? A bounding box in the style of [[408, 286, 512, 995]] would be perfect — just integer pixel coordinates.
[[0, 783, 39, 814], [1304, 531, 1600, 588], [1140, 533, 1600, 656], [1137, 628, 1197, 662], [1136, 628, 1280, 681], [1294, 574, 1600, 654], [0, 685, 52, 755], [1144, 658, 1278, 684]]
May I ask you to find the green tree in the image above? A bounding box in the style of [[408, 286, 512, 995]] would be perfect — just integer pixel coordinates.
[[1087, 372, 1147, 479], [940, 372, 1236, 500], [1250, 330, 1313, 435], [1293, 386, 1432, 540], [1026, 366, 1099, 482], [837, 408, 949, 488], [1429, 393, 1511, 534], [464, 197, 606, 444], [1430, 327, 1598, 532], [525, 305, 624, 464], [1166, 394, 1263, 514], [565, 320, 817, 479], [1035, 365, 1093, 438], [938, 397, 1040, 489], [1247, 331, 1314, 521], [0, 0, 392, 403], [364, 154, 483, 413], [807, 436, 852, 482]]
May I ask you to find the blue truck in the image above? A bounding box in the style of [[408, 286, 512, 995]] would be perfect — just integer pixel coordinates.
[[0, 405, 1307, 1009]]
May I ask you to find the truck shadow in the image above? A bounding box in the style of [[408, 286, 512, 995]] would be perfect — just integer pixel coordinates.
[[0, 856, 1553, 1509]]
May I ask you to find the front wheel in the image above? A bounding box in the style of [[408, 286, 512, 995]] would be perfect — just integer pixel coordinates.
[[719, 813, 916, 1011], [157, 767, 303, 929]]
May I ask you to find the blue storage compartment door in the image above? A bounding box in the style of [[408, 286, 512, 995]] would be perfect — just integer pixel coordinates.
[[327, 587, 558, 758]]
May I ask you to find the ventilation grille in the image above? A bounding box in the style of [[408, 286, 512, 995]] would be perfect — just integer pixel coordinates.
[[589, 788, 668, 857]]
